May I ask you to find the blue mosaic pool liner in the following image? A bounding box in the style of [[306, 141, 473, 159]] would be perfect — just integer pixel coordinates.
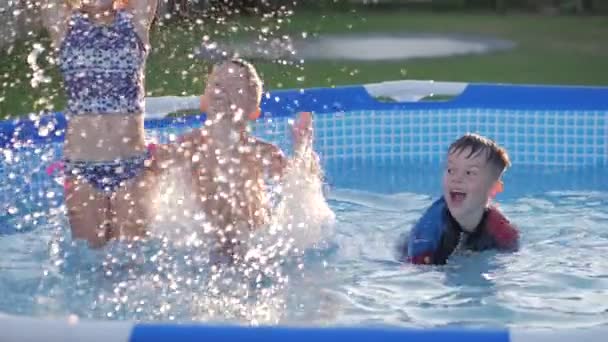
[[1, 83, 606, 167]]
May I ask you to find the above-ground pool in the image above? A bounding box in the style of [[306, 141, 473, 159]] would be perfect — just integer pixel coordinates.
[[0, 81, 607, 341]]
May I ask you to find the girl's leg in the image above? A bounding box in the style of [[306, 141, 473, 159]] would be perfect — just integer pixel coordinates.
[[111, 169, 160, 241], [65, 178, 112, 248]]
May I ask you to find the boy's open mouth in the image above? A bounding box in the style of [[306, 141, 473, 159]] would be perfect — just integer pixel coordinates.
[[449, 191, 467, 204]]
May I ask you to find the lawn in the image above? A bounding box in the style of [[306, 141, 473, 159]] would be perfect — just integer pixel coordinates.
[[1, 8, 607, 117]]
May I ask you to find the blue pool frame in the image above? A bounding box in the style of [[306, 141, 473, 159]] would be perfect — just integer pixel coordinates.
[[1, 81, 607, 167], [2, 82, 608, 147], [0, 81, 607, 341]]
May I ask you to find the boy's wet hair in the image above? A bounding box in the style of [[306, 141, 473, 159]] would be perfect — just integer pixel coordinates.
[[448, 133, 511, 177]]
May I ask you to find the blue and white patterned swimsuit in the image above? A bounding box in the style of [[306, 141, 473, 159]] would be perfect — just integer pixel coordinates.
[[58, 9, 147, 116], [57, 9, 151, 193]]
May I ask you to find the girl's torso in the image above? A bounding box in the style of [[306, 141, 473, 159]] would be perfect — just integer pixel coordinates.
[[57, 9, 148, 161]]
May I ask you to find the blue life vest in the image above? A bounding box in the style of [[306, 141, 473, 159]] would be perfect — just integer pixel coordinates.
[[406, 197, 448, 262], [403, 197, 519, 265]]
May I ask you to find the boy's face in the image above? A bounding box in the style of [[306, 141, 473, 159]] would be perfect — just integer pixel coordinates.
[[202, 64, 256, 125], [201, 68, 222, 113], [442, 147, 499, 220]]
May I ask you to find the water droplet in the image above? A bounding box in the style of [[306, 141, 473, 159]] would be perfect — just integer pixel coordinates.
[[68, 315, 79, 325], [38, 126, 49, 137], [7, 206, 18, 215]]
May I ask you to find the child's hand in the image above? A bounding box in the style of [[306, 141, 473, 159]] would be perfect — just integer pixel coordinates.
[[292, 112, 313, 152], [290, 112, 321, 175]]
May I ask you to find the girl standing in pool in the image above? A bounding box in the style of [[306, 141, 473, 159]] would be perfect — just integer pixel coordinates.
[[41, 0, 158, 248]]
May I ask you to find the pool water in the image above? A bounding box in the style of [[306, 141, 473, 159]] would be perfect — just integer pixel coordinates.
[[0, 149, 607, 330]]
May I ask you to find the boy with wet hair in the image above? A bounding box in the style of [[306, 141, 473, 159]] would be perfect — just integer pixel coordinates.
[[152, 59, 318, 263], [398, 133, 520, 265]]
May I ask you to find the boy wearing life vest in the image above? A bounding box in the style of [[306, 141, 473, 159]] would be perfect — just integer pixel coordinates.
[[399, 133, 520, 265]]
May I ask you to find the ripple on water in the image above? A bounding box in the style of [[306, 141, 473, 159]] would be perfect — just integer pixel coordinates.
[[0, 171, 607, 330]]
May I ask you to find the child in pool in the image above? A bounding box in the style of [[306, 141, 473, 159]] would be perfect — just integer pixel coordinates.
[[152, 59, 319, 262], [41, 0, 159, 248], [398, 133, 520, 265]]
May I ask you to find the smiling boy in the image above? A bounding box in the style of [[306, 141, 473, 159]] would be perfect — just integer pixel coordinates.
[[399, 133, 520, 265]]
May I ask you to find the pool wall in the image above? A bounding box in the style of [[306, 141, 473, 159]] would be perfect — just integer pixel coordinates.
[[0, 80, 607, 340], [0, 313, 606, 342], [1, 80, 607, 167]]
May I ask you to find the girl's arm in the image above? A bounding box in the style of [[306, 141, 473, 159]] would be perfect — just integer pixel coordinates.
[[125, 0, 158, 49], [40, 0, 71, 49]]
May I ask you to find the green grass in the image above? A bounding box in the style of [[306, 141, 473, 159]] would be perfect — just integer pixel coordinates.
[[1, 9, 608, 117]]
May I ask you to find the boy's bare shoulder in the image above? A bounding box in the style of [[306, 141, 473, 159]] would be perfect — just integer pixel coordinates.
[[249, 137, 282, 154]]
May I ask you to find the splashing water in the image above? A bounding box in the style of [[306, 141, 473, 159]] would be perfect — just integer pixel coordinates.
[[2, 1, 303, 115], [265, 149, 335, 253], [0, 0, 335, 326], [27, 43, 51, 89], [102, 133, 336, 325]]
